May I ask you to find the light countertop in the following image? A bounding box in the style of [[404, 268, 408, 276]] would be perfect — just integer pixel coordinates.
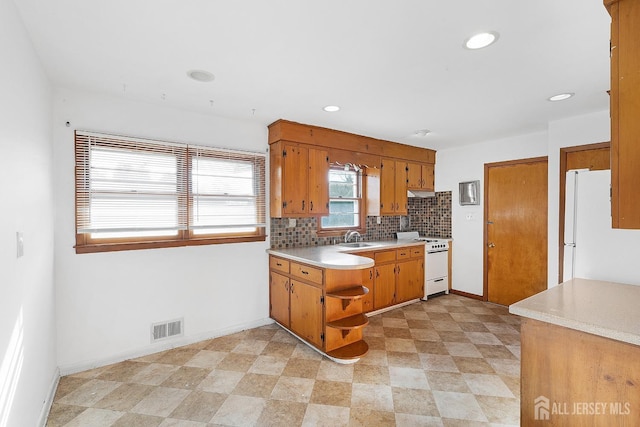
[[267, 239, 428, 270], [509, 278, 640, 346]]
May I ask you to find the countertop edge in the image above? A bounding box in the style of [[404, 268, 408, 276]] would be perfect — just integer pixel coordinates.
[[509, 305, 640, 347], [267, 239, 429, 270]]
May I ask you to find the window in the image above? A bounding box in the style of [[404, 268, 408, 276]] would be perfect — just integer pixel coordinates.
[[75, 131, 266, 253], [320, 167, 362, 230]]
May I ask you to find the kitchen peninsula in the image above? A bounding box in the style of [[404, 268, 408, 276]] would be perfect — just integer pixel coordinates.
[[509, 278, 640, 425], [267, 239, 426, 362]]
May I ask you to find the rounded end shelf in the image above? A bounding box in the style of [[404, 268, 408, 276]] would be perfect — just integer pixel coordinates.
[[326, 285, 369, 299], [327, 313, 369, 330], [327, 340, 369, 360]]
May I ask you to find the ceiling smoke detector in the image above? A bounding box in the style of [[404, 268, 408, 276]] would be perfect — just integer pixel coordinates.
[[187, 69, 215, 82], [323, 105, 340, 112]]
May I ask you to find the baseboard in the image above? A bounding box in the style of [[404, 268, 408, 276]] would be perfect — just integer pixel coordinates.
[[450, 289, 484, 300], [38, 367, 60, 427], [58, 317, 274, 376]]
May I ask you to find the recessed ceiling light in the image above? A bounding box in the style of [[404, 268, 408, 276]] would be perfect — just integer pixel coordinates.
[[548, 93, 575, 102], [464, 31, 500, 50], [187, 69, 215, 82], [323, 105, 340, 112]]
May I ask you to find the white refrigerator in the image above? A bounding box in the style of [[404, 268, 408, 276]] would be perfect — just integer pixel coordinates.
[[563, 169, 640, 284]]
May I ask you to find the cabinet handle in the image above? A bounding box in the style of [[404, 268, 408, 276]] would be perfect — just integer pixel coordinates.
[[376, 270, 380, 278], [285, 281, 289, 291], [370, 270, 373, 280], [434, 278, 444, 282], [290, 283, 294, 293], [301, 270, 309, 275], [276, 262, 282, 267], [310, 200, 314, 211], [302, 200, 305, 211]]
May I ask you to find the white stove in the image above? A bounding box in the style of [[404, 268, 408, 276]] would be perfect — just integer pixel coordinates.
[[396, 231, 450, 299], [396, 231, 449, 251]]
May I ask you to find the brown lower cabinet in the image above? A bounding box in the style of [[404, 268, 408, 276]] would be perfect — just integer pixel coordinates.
[[358, 245, 425, 312], [520, 318, 640, 426], [268, 255, 369, 360]]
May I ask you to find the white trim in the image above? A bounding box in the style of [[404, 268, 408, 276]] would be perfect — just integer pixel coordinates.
[[38, 367, 60, 427], [366, 299, 421, 317], [58, 317, 274, 376]]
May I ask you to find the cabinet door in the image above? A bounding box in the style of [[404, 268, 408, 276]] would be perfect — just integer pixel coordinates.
[[407, 162, 423, 189], [380, 158, 396, 215], [308, 148, 329, 215], [396, 258, 424, 303], [290, 280, 324, 348], [283, 145, 309, 215], [422, 164, 434, 191], [394, 160, 408, 214], [609, 0, 640, 229], [269, 271, 290, 327], [374, 263, 396, 309], [361, 267, 374, 313]]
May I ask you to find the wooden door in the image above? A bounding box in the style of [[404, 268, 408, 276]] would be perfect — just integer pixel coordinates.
[[380, 158, 396, 215], [290, 280, 323, 348], [308, 148, 329, 215], [485, 158, 548, 305], [283, 145, 308, 215], [269, 272, 290, 327], [394, 160, 408, 214], [374, 263, 396, 309], [396, 258, 423, 302]]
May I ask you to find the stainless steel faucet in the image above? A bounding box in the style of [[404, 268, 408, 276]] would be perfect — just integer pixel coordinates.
[[344, 230, 361, 243]]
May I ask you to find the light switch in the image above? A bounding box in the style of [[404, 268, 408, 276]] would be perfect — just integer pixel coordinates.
[[16, 232, 24, 258]]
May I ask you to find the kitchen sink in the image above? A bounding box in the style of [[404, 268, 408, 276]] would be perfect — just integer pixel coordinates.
[[339, 242, 374, 248]]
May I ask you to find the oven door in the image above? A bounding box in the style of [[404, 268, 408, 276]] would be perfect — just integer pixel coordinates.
[[425, 249, 448, 280]]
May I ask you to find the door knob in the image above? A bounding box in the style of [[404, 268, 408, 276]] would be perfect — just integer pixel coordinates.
[[488, 242, 496, 248]]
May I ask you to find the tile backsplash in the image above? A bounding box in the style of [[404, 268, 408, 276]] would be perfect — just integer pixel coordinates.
[[270, 191, 451, 249]]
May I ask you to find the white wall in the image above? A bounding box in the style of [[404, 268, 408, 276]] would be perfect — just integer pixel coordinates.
[[436, 110, 621, 297], [435, 132, 549, 296], [0, 0, 57, 425], [53, 88, 272, 373]]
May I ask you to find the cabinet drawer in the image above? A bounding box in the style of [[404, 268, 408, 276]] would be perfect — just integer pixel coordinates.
[[291, 262, 323, 285], [374, 250, 397, 264], [270, 256, 290, 274], [397, 247, 411, 260], [410, 245, 425, 258]]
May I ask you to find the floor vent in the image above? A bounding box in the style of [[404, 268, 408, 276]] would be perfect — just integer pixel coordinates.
[[151, 318, 183, 342]]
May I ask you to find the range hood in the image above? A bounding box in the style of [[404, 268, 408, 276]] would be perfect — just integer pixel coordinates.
[[407, 190, 436, 198]]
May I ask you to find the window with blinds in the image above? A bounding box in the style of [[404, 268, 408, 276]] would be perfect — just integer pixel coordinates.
[[75, 131, 266, 253]]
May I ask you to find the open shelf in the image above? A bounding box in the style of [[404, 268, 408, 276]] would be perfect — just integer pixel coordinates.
[[326, 313, 369, 330], [326, 285, 369, 299], [327, 340, 369, 360]]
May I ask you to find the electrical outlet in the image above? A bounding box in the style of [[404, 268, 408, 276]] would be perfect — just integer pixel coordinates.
[[288, 218, 297, 228], [376, 216, 381, 224]]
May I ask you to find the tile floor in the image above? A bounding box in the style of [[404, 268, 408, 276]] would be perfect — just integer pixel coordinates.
[[46, 294, 521, 426]]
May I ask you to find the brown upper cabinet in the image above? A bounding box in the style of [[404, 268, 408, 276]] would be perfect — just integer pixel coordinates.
[[268, 120, 436, 218], [380, 158, 408, 216], [407, 162, 435, 192], [270, 141, 329, 217], [605, 0, 640, 229]]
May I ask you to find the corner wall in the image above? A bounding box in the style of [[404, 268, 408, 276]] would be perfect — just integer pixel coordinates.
[[52, 88, 272, 373], [0, 0, 57, 425]]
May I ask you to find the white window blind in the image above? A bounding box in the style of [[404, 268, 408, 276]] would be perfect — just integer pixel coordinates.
[[75, 131, 266, 252], [190, 145, 266, 235]]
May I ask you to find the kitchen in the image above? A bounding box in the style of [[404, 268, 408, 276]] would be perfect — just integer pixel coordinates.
[[3, 0, 640, 426]]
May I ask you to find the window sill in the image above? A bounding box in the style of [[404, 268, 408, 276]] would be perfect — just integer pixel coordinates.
[[75, 235, 267, 254]]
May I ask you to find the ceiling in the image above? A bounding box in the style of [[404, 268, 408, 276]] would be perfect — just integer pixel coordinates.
[[13, 0, 611, 150]]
